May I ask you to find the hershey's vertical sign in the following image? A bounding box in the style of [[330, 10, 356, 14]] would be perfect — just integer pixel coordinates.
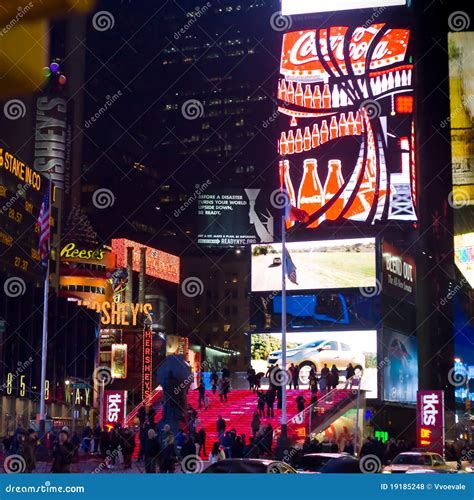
[[34, 96, 71, 192]]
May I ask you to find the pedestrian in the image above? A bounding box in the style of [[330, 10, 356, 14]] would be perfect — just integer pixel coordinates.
[[343, 438, 355, 455], [319, 364, 329, 395], [309, 375, 318, 402], [137, 406, 146, 426], [197, 381, 206, 409], [216, 415, 226, 444], [231, 436, 243, 458], [81, 424, 92, 454], [159, 425, 176, 473], [222, 377, 230, 402], [51, 431, 74, 473], [210, 369, 218, 394], [330, 438, 339, 453], [262, 423, 273, 457], [345, 363, 355, 388], [330, 364, 340, 390], [181, 435, 196, 460], [209, 442, 225, 464], [121, 428, 135, 469], [257, 390, 265, 417], [247, 365, 256, 391], [198, 428, 207, 457], [21, 429, 38, 473], [266, 387, 275, 418], [251, 411, 261, 437], [144, 429, 160, 473], [92, 424, 101, 454], [288, 363, 295, 389], [296, 395, 305, 413], [99, 429, 109, 461], [222, 431, 233, 458], [221, 365, 230, 379]]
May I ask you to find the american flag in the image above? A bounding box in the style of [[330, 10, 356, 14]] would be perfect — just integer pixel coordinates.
[[38, 190, 50, 269]]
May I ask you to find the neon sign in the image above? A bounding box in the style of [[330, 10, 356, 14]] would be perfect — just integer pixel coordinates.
[[111, 238, 180, 284], [417, 390, 444, 455], [281, 0, 406, 15], [277, 24, 416, 228], [142, 324, 153, 400], [103, 390, 127, 431]]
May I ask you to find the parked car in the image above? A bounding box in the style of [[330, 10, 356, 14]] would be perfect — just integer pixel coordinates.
[[267, 339, 365, 380], [382, 452, 457, 474], [295, 453, 361, 473], [202, 458, 297, 474]]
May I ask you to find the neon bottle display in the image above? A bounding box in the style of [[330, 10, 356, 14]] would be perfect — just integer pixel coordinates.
[[304, 85, 312, 108], [330, 116, 338, 140], [298, 159, 324, 228], [320, 120, 329, 143], [287, 130, 295, 154], [295, 82, 303, 106], [311, 123, 320, 148], [287, 81, 295, 103], [303, 127, 311, 151], [322, 83, 331, 108], [323, 159, 345, 220], [313, 85, 321, 109], [281, 160, 297, 229], [295, 128, 303, 153]]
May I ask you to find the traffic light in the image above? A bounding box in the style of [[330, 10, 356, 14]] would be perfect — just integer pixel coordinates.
[[0, 1, 95, 98]]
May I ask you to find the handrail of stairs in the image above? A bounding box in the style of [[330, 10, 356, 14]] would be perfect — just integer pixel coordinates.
[[125, 385, 163, 427], [281, 375, 362, 440]]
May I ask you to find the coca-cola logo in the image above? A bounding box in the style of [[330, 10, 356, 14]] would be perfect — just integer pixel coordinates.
[[289, 28, 390, 67]]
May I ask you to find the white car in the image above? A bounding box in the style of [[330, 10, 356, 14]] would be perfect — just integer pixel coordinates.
[[382, 452, 456, 473], [267, 338, 365, 380]]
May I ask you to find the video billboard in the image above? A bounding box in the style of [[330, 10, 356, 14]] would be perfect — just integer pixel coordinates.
[[250, 330, 378, 398], [251, 238, 376, 292], [277, 24, 416, 227], [382, 330, 418, 403], [448, 32, 474, 206], [197, 187, 274, 246], [382, 241, 416, 303], [281, 0, 406, 15]]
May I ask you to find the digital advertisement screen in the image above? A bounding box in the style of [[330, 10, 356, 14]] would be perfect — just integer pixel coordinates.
[[250, 290, 379, 331], [281, 0, 406, 15], [277, 24, 416, 227], [448, 32, 474, 206], [382, 329, 418, 403], [197, 187, 274, 247], [382, 241, 416, 304], [454, 233, 474, 288], [0, 144, 45, 279], [251, 238, 376, 292], [250, 330, 378, 398]]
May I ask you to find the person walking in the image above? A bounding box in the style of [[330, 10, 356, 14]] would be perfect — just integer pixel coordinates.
[[257, 391, 265, 417], [251, 411, 261, 438], [345, 363, 355, 388], [266, 387, 276, 418], [330, 364, 340, 390], [288, 363, 295, 390], [198, 428, 207, 457], [216, 415, 226, 443], [21, 429, 38, 473], [144, 429, 160, 473], [92, 424, 101, 455], [222, 377, 230, 402], [319, 364, 330, 395], [121, 428, 135, 469], [247, 366, 256, 391], [292, 364, 300, 390], [159, 425, 176, 473], [210, 369, 218, 395], [296, 395, 305, 414], [51, 431, 74, 473], [197, 381, 206, 409], [209, 442, 225, 464]]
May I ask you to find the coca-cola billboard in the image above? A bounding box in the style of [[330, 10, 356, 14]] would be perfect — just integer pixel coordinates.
[[103, 390, 127, 430], [416, 390, 444, 456], [277, 24, 416, 228]]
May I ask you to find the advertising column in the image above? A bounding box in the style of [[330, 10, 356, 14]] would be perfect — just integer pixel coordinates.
[[416, 390, 445, 456]]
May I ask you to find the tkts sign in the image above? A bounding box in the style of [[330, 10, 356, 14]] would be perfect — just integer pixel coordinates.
[[103, 390, 127, 431], [416, 390, 444, 456]]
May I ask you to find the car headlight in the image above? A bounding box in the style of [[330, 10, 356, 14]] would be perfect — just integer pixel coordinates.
[[382, 470, 392, 474]]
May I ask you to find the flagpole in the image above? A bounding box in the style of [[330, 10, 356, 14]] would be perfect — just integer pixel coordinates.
[[39, 174, 52, 436], [281, 209, 287, 439]]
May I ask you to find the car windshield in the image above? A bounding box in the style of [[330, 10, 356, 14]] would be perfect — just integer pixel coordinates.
[[299, 455, 334, 471], [393, 454, 431, 465]]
